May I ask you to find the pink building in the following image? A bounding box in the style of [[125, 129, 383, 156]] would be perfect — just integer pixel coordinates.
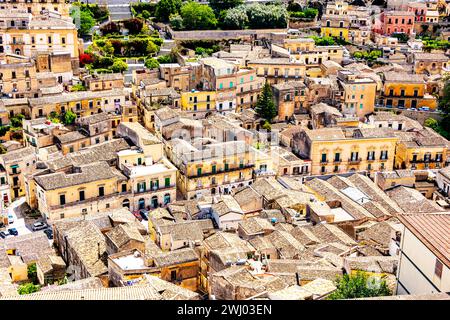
[[382, 11, 415, 35], [407, 2, 427, 22]]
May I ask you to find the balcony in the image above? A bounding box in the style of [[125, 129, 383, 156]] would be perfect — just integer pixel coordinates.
[[320, 160, 328, 164], [348, 158, 362, 165], [49, 191, 131, 210], [188, 164, 255, 178], [134, 184, 175, 194], [333, 159, 342, 164]]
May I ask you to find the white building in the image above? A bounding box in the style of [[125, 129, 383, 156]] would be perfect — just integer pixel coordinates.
[[396, 213, 450, 295], [436, 166, 450, 197]]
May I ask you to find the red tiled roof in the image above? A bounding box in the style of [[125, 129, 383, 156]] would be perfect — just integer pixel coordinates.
[[398, 214, 450, 268]]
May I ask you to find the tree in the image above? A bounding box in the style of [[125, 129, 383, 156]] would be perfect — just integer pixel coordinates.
[[141, 10, 151, 20], [102, 40, 114, 56], [223, 7, 248, 30], [169, 14, 184, 30], [245, 3, 288, 29], [209, 0, 243, 13], [77, 10, 95, 36], [155, 0, 182, 22], [123, 18, 143, 35], [71, 84, 87, 92], [157, 54, 174, 63], [64, 110, 77, 125], [79, 53, 94, 66], [145, 57, 160, 69], [10, 114, 24, 128], [424, 117, 439, 130], [27, 263, 38, 284], [327, 272, 391, 300], [146, 41, 158, 55], [18, 283, 40, 295], [180, 2, 217, 30], [111, 59, 128, 73], [255, 82, 277, 122]]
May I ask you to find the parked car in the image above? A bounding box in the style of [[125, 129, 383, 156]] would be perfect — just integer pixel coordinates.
[[409, 107, 417, 111], [43, 228, 53, 240], [8, 228, 18, 236], [139, 209, 148, 221], [0, 231, 8, 239], [419, 106, 430, 111], [32, 221, 47, 231], [132, 211, 143, 222]]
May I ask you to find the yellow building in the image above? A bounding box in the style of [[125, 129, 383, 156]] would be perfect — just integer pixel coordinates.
[[0, 0, 70, 17], [321, 16, 350, 41], [28, 89, 126, 119], [32, 123, 178, 221], [180, 90, 216, 119], [0, 146, 36, 200], [293, 127, 398, 176], [394, 127, 448, 170], [381, 72, 437, 110], [337, 70, 377, 119], [167, 139, 255, 200], [0, 56, 39, 98], [0, 11, 79, 70], [284, 38, 345, 67], [83, 73, 124, 92], [272, 80, 308, 121], [247, 57, 306, 85]]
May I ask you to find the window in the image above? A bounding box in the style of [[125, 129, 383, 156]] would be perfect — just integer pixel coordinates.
[[79, 190, 85, 201], [212, 165, 216, 174], [225, 162, 229, 171], [59, 194, 66, 206], [380, 150, 388, 160], [350, 151, 359, 161], [121, 183, 127, 192], [98, 186, 104, 197], [165, 177, 170, 187], [334, 153, 340, 162], [62, 37, 65, 44], [197, 167, 202, 176], [171, 270, 177, 281], [434, 259, 443, 279], [321, 153, 327, 163], [219, 83, 223, 89]]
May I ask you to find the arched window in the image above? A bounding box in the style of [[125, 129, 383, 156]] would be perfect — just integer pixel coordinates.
[[138, 198, 145, 210], [151, 196, 158, 208], [163, 193, 170, 205], [15, 49, 21, 55], [122, 199, 130, 208]]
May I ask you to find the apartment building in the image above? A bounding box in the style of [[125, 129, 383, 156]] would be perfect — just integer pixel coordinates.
[[159, 63, 191, 92], [292, 127, 398, 175], [0, 11, 79, 70], [247, 57, 306, 85], [32, 123, 177, 221], [28, 89, 126, 118], [167, 138, 255, 199], [337, 69, 377, 119], [180, 90, 216, 119], [0, 146, 36, 199], [412, 52, 450, 76], [0, 0, 70, 17], [271, 80, 308, 121], [393, 127, 449, 170], [396, 214, 450, 295], [283, 38, 344, 68], [381, 11, 415, 35], [200, 57, 262, 114], [379, 72, 437, 110]]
